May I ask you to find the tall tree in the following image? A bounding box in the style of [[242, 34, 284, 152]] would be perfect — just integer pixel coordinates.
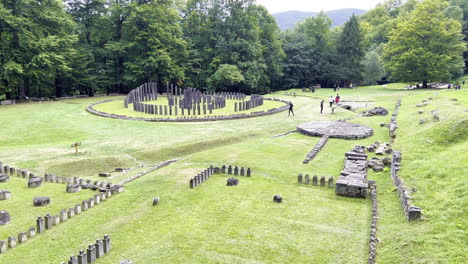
[[124, 0, 187, 86], [281, 12, 336, 89], [0, 0, 76, 99], [383, 0, 465, 87], [335, 14, 365, 86]]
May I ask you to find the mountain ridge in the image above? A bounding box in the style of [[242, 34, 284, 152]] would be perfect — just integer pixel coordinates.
[[273, 8, 367, 30]]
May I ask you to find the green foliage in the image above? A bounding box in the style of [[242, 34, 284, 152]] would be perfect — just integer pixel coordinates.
[[335, 14, 365, 85], [363, 44, 386, 85], [383, 0, 465, 86], [281, 12, 337, 88], [207, 64, 245, 91]]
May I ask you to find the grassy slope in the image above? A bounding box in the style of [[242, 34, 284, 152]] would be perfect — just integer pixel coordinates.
[[0, 85, 466, 263]]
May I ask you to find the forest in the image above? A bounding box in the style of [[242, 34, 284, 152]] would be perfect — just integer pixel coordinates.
[[0, 0, 466, 99]]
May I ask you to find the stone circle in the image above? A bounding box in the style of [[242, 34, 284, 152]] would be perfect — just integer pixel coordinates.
[[297, 121, 374, 140], [0, 211, 10, 225]]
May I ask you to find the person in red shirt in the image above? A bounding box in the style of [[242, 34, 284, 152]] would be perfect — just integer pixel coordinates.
[[335, 94, 341, 104]]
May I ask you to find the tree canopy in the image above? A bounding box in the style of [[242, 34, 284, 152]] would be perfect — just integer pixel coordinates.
[[0, 0, 466, 99]]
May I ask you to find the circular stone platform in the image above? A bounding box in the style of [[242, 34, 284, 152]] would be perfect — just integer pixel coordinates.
[[297, 121, 373, 139]]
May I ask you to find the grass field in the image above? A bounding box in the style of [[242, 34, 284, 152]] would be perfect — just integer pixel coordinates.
[[0, 83, 466, 263]]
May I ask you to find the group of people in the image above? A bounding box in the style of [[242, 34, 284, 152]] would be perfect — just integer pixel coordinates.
[[320, 94, 340, 113], [289, 93, 341, 116]]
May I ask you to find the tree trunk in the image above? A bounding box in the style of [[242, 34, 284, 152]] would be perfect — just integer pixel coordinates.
[[423, 79, 428, 88], [55, 74, 63, 98]]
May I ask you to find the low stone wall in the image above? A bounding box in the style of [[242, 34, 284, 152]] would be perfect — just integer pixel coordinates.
[[391, 151, 422, 221], [389, 99, 401, 141], [86, 98, 289, 122], [302, 135, 329, 164], [297, 174, 334, 188], [61, 234, 111, 264], [271, 130, 297, 138], [335, 146, 369, 198], [189, 165, 252, 189], [118, 159, 179, 185], [368, 181, 378, 264]]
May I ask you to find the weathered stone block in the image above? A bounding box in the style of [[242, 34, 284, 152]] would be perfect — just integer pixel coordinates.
[[27, 227, 36, 238], [0, 211, 10, 226], [0, 240, 6, 253], [95, 239, 104, 258], [36, 217, 45, 233], [28, 177, 43, 188], [74, 204, 82, 215], [0, 174, 9, 183], [152, 197, 160, 206], [45, 214, 53, 229], [67, 184, 81, 193], [0, 190, 11, 200], [33, 196, 50, 207], [18, 232, 27, 243], [273, 194, 283, 203], [8, 236, 16, 248], [60, 209, 68, 222], [226, 178, 239, 186]]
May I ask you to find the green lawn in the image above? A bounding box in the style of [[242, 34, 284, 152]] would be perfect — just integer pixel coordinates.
[[0, 83, 466, 263]]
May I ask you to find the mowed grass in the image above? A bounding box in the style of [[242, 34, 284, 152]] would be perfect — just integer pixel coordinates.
[[0, 83, 466, 263], [92, 96, 286, 119], [0, 177, 97, 240]]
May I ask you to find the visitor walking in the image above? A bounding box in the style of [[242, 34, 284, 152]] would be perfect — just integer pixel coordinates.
[[335, 94, 341, 104], [288, 102, 294, 116], [329, 96, 334, 107], [320, 100, 324, 114]]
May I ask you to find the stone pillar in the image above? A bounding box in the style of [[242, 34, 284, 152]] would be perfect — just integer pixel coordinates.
[[68, 208, 75, 219], [68, 256, 78, 264], [0, 241, 6, 253], [190, 178, 194, 189], [246, 168, 251, 177], [328, 177, 334, 188], [313, 175, 318, 186], [81, 200, 88, 211], [298, 174, 303, 184], [44, 214, 52, 229], [36, 217, 45, 233], [18, 232, 27, 243], [320, 176, 326, 187], [228, 165, 232, 175], [305, 174, 310, 185], [27, 227, 36, 238], [87, 244, 96, 263], [74, 204, 82, 215], [8, 236, 16, 248], [60, 209, 68, 222], [221, 165, 226, 174], [77, 250, 87, 264], [95, 239, 104, 258], [240, 167, 245, 176], [103, 234, 111, 253]]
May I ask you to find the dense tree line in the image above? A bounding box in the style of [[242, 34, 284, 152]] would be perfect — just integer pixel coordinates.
[[0, 0, 466, 99]]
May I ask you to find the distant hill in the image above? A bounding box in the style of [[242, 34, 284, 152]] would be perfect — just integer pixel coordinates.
[[273, 9, 367, 31]]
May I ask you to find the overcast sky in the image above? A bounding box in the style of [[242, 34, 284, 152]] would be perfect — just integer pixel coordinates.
[[256, 0, 385, 14]]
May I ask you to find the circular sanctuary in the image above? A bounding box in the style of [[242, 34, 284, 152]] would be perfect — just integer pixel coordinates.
[[297, 121, 374, 139], [87, 82, 289, 122]]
